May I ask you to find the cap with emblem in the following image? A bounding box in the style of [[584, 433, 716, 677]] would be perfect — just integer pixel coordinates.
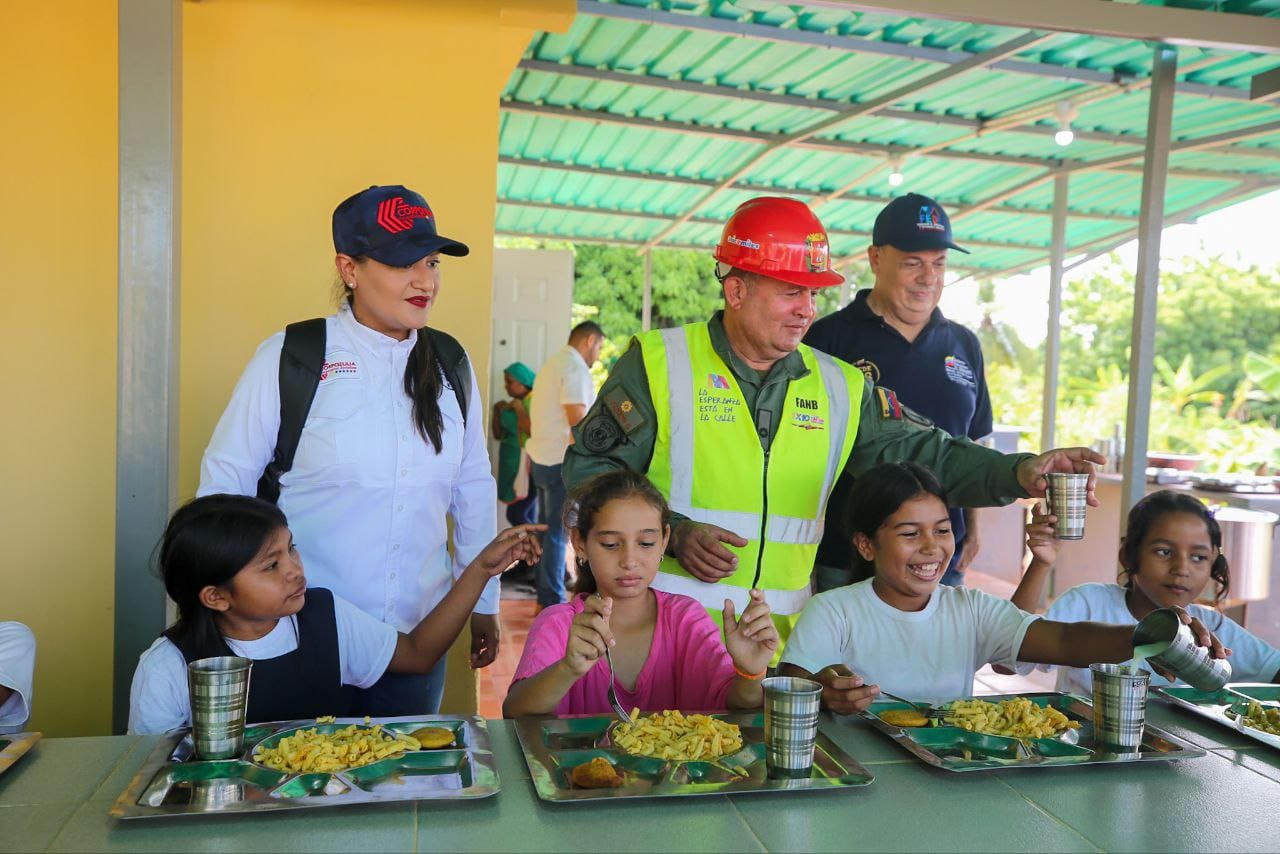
[[333, 185, 470, 267], [714, 196, 844, 289], [871, 193, 969, 254]]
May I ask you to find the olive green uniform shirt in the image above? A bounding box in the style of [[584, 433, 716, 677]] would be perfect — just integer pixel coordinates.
[[564, 312, 1033, 529]]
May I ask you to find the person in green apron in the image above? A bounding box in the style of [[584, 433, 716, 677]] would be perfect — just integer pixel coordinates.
[[493, 362, 537, 582]]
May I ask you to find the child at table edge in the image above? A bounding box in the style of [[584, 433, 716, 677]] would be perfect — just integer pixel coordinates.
[[1013, 489, 1279, 696], [503, 469, 779, 717], [777, 462, 1227, 712], [129, 494, 542, 733]]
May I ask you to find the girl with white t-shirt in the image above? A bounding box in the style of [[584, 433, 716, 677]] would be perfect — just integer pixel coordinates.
[[779, 463, 1227, 713], [128, 494, 542, 734], [1013, 490, 1279, 697]]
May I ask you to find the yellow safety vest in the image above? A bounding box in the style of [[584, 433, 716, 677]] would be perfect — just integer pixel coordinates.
[[638, 323, 863, 650]]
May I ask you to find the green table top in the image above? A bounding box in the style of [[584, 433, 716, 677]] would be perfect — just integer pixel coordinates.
[[1, 703, 1276, 853]]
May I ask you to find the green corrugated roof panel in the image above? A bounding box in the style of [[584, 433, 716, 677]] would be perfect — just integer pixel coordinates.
[[498, 0, 1280, 279]]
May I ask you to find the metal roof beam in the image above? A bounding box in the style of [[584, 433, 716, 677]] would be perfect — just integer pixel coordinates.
[[790, 138, 1052, 168], [515, 59, 1154, 147], [575, 0, 1261, 100], [497, 154, 1140, 222], [966, 179, 1274, 281], [808, 0, 1280, 55], [638, 29, 1050, 249], [954, 117, 1280, 220], [502, 101, 1259, 182], [505, 99, 1054, 167], [498, 198, 1044, 252], [1253, 66, 1280, 99], [495, 230, 991, 274], [502, 100, 778, 143]]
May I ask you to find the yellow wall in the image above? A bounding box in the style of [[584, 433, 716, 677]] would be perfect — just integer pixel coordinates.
[[0, 0, 568, 736], [0, 2, 119, 736], [181, 0, 572, 712]]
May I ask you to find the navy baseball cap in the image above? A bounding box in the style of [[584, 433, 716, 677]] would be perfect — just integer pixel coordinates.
[[871, 193, 969, 254], [332, 185, 469, 266]]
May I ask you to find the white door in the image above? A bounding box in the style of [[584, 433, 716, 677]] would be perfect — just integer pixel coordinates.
[[489, 248, 575, 524]]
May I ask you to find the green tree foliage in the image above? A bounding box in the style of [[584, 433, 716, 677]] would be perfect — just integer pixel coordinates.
[[1061, 254, 1280, 405], [565, 239, 1278, 472], [571, 243, 871, 354], [983, 253, 1280, 472]]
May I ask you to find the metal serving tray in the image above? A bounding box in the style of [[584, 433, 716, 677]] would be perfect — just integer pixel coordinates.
[[514, 712, 873, 802], [109, 715, 498, 819], [0, 731, 41, 778], [862, 692, 1205, 772], [1156, 683, 1280, 751]]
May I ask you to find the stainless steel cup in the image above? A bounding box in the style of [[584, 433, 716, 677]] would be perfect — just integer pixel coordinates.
[[1132, 608, 1233, 692], [1090, 663, 1149, 752], [190, 779, 246, 809], [188, 656, 253, 760], [1046, 472, 1089, 540], [762, 676, 822, 778]]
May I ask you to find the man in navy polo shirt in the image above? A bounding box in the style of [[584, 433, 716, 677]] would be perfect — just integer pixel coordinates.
[[805, 193, 992, 589]]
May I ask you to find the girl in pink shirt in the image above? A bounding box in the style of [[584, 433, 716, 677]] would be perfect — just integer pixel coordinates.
[[503, 470, 778, 717]]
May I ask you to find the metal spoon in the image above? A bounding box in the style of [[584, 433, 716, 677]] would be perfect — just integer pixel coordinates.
[[815, 666, 949, 720]]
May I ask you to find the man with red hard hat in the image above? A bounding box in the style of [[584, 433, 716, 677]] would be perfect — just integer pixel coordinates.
[[563, 196, 1103, 652]]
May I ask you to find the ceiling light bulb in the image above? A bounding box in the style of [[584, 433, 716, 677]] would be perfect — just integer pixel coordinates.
[[886, 154, 905, 187], [1053, 100, 1079, 147]]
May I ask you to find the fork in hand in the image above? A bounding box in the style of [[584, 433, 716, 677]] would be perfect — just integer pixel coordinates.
[[602, 645, 635, 725], [593, 593, 635, 725], [878, 689, 952, 721]]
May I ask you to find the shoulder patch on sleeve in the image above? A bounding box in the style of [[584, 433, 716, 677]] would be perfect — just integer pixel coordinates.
[[902, 403, 934, 429], [581, 411, 624, 454], [875, 387, 902, 421], [603, 386, 646, 435]]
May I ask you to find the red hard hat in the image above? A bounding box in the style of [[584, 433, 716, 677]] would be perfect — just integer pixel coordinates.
[[714, 197, 844, 289]]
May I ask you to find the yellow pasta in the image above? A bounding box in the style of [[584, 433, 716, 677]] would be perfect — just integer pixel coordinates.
[[944, 698, 1080, 739], [1231, 700, 1280, 736], [252, 722, 420, 773], [611, 709, 743, 761]]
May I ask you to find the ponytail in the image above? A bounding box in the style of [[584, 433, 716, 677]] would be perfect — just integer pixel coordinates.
[[405, 333, 445, 453]]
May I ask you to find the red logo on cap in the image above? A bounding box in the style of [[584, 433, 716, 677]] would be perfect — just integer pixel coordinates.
[[376, 197, 433, 234]]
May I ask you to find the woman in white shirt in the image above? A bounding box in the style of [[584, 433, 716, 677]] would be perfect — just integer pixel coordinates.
[[198, 185, 498, 716]]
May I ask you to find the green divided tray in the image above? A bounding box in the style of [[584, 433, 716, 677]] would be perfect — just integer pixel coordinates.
[[514, 712, 873, 802], [1156, 683, 1280, 751], [862, 692, 1205, 771], [109, 715, 498, 819]]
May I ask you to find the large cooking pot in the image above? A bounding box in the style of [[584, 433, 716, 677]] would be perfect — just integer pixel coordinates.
[[1215, 507, 1278, 602]]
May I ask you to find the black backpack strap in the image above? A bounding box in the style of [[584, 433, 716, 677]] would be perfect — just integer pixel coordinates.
[[257, 318, 327, 504], [425, 327, 470, 425]]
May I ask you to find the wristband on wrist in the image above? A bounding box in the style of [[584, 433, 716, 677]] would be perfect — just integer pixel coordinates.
[[733, 663, 767, 680]]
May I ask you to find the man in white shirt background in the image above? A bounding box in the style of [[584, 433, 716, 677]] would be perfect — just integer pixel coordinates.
[[526, 321, 604, 609]]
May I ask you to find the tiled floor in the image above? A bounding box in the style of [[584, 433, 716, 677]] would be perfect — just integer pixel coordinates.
[[475, 568, 1053, 717], [477, 599, 537, 719]]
